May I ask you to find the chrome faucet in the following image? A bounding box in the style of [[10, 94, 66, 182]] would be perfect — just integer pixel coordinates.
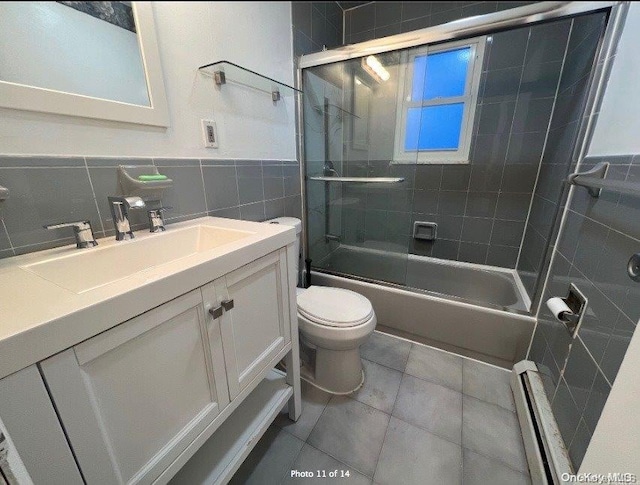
[[147, 207, 171, 233], [108, 196, 146, 240], [44, 220, 98, 249]]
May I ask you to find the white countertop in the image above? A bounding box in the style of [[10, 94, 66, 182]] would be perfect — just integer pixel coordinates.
[[0, 217, 295, 380]]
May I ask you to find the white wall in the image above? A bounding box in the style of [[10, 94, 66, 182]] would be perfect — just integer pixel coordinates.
[[580, 4, 640, 476], [588, 3, 640, 156], [0, 2, 296, 160], [579, 317, 640, 477]]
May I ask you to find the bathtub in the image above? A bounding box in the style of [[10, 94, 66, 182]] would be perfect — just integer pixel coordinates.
[[318, 244, 530, 311], [313, 245, 535, 367], [405, 255, 530, 311]]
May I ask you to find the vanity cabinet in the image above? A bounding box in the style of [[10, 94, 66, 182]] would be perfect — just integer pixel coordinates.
[[39, 248, 295, 485], [202, 249, 291, 400]]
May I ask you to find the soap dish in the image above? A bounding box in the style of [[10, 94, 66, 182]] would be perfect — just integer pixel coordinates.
[[413, 221, 437, 241], [117, 165, 173, 201]]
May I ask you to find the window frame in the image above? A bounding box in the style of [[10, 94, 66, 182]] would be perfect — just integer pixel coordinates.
[[393, 35, 486, 164]]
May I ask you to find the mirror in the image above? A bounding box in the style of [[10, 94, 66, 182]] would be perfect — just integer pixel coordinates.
[[0, 1, 168, 127]]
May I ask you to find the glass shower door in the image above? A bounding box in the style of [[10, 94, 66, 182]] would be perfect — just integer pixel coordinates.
[[303, 54, 414, 285]]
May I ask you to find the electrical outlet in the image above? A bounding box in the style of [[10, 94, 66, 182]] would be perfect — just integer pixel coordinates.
[[201, 119, 218, 148]]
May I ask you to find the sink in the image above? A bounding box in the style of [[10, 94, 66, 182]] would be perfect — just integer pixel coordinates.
[[23, 224, 254, 294]]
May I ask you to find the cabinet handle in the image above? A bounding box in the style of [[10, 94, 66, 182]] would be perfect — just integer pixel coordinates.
[[209, 305, 223, 319], [208, 300, 233, 320]]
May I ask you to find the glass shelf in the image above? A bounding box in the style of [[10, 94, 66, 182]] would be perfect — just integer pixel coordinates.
[[199, 61, 301, 102]]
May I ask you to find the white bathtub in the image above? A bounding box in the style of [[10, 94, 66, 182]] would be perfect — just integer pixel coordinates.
[[313, 246, 535, 367], [318, 244, 530, 311]]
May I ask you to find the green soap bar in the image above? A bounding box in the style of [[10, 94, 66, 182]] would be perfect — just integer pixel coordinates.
[[138, 174, 168, 181]]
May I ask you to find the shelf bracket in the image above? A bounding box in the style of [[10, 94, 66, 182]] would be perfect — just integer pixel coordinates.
[[213, 70, 226, 86]]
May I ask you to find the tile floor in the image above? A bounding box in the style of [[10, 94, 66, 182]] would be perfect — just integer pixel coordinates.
[[230, 331, 531, 485]]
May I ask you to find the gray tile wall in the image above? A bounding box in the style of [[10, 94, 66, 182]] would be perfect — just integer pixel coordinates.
[[293, 2, 541, 57], [526, 12, 637, 465], [339, 19, 570, 268], [518, 13, 607, 297], [344, 1, 538, 44], [0, 156, 301, 259], [528, 154, 640, 469], [292, 2, 344, 57]]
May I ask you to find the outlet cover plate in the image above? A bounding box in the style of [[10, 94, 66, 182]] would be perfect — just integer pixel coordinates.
[[201, 119, 218, 148]]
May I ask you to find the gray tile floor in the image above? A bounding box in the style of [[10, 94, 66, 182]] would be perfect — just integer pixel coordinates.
[[231, 331, 531, 485]]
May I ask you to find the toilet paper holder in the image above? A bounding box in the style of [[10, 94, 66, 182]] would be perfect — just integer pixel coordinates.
[[547, 284, 588, 337]]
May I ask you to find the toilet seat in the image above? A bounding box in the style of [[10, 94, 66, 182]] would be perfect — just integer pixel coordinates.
[[297, 286, 374, 328]]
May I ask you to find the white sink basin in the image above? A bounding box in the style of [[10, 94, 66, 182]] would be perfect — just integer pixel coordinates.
[[23, 224, 254, 294]]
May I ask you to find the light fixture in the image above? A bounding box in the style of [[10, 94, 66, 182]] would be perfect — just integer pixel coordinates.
[[362, 55, 390, 83]]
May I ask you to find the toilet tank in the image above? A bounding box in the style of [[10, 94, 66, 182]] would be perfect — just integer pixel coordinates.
[[264, 217, 302, 275]]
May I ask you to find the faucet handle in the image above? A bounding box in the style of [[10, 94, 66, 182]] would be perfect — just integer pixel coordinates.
[[44, 220, 98, 249], [147, 207, 172, 233]]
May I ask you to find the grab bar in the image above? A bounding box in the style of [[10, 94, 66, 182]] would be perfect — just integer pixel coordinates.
[[308, 176, 405, 183], [567, 162, 640, 198]]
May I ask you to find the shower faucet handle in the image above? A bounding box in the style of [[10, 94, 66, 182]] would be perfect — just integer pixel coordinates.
[[323, 160, 340, 177]]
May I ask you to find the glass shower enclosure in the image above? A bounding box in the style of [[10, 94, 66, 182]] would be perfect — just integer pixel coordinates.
[[304, 51, 417, 286], [300, 5, 609, 315]]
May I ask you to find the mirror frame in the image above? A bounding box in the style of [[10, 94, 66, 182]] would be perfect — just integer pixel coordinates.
[[0, 2, 169, 127]]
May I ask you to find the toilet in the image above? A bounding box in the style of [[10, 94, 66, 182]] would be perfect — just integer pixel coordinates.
[[266, 217, 376, 394]]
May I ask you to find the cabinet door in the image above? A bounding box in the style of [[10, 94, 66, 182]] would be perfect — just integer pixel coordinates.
[[0, 365, 83, 485], [40, 290, 229, 485], [203, 249, 291, 400]]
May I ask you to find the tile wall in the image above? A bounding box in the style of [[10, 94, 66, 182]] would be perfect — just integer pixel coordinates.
[[344, 1, 538, 44], [0, 156, 301, 259], [339, 18, 570, 268], [529, 153, 640, 469], [517, 13, 608, 296], [292, 2, 344, 57]]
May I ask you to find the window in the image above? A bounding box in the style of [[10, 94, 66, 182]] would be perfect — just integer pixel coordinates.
[[394, 37, 486, 164]]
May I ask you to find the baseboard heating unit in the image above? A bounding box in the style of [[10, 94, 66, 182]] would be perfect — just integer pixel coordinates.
[[511, 361, 573, 484]]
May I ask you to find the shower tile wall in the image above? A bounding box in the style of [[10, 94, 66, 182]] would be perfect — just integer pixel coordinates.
[[518, 13, 608, 296], [292, 2, 541, 57], [526, 16, 638, 468], [341, 19, 572, 268], [528, 153, 640, 469], [344, 1, 539, 44], [292, 2, 344, 57], [0, 156, 301, 259]]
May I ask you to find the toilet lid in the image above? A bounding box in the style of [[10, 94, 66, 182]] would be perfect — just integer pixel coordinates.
[[297, 286, 374, 328]]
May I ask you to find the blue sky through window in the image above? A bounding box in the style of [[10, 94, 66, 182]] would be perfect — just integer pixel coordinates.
[[405, 104, 464, 150], [406, 47, 471, 151]]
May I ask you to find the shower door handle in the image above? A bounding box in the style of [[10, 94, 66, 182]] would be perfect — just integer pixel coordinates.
[[308, 176, 405, 183]]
